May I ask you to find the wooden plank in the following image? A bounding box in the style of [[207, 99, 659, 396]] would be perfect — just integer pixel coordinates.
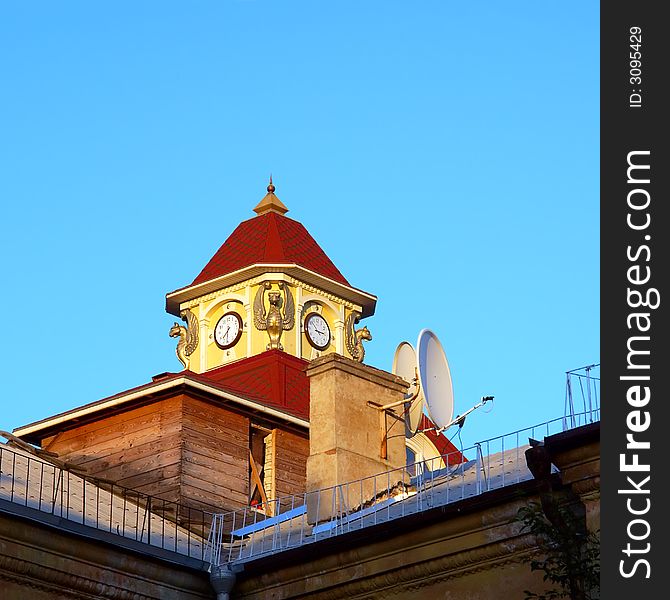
[[181, 474, 248, 506], [274, 454, 309, 473], [248, 449, 270, 512], [277, 479, 306, 497], [275, 466, 306, 484], [182, 428, 248, 459], [275, 432, 309, 457], [47, 406, 183, 459], [182, 397, 248, 426], [74, 433, 182, 472], [182, 428, 248, 462], [182, 413, 249, 447], [176, 495, 230, 515], [263, 430, 277, 506], [275, 473, 306, 490], [182, 460, 247, 497], [182, 446, 247, 475], [87, 445, 183, 482], [273, 429, 308, 498], [275, 428, 309, 443], [181, 486, 247, 513], [58, 426, 181, 467], [183, 424, 249, 449], [56, 396, 183, 439], [275, 454, 308, 471], [183, 398, 248, 424], [182, 470, 247, 499], [182, 439, 247, 467], [183, 400, 248, 438], [131, 475, 182, 501], [43, 397, 184, 450], [276, 433, 309, 451], [118, 465, 181, 492]]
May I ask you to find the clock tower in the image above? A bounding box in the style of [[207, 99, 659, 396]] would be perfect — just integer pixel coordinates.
[[165, 179, 377, 372], [13, 178, 464, 525]]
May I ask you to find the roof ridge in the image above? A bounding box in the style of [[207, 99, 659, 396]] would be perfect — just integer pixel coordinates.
[[264, 212, 288, 263]]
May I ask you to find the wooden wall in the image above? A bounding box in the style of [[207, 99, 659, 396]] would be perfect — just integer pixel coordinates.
[[41, 397, 185, 503], [273, 429, 309, 501], [39, 393, 309, 520], [181, 397, 249, 514]]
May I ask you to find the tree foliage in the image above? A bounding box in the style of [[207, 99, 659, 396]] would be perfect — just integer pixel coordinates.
[[517, 502, 600, 600]]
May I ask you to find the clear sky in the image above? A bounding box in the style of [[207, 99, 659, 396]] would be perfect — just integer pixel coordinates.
[[0, 1, 599, 449]]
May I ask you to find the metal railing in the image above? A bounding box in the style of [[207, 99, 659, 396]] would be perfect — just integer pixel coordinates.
[[0, 444, 209, 561], [1, 405, 600, 568], [565, 364, 600, 428], [207, 409, 600, 567]]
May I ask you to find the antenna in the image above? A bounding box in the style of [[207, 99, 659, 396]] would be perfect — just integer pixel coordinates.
[[416, 329, 454, 430], [392, 341, 424, 435], [434, 395, 494, 433]]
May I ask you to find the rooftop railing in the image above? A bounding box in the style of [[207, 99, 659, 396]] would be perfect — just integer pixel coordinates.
[[206, 408, 600, 568], [0, 444, 209, 561], [1, 402, 600, 568], [565, 363, 600, 428]]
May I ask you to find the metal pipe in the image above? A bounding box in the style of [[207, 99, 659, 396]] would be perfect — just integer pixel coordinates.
[[210, 565, 237, 600]]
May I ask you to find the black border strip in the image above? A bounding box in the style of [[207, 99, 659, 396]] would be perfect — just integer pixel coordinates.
[[601, 2, 668, 595]]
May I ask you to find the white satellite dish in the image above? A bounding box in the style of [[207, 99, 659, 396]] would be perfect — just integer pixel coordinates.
[[392, 341, 424, 435], [416, 328, 454, 430]]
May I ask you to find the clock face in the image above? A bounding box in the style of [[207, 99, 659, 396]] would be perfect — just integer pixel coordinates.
[[305, 312, 331, 350], [214, 312, 243, 349]]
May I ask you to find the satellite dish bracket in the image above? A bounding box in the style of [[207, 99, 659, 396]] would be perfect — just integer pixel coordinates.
[[436, 396, 494, 434], [367, 370, 421, 412]]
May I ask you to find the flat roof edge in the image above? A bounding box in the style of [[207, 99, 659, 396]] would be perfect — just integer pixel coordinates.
[[13, 376, 309, 441]]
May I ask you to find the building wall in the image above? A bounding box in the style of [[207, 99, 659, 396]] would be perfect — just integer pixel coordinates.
[[39, 394, 310, 519], [181, 397, 250, 513], [0, 510, 213, 600], [41, 396, 185, 502], [273, 428, 310, 500]]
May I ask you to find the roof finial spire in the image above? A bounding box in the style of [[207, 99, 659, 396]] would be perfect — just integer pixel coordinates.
[[253, 175, 288, 216]]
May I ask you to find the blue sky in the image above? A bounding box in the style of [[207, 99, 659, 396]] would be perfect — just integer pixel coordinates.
[[0, 1, 599, 448]]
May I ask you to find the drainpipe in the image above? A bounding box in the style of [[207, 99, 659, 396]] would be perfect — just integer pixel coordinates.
[[210, 565, 237, 600]]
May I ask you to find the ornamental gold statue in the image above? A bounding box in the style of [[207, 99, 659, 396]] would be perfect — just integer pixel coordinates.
[[345, 310, 372, 363], [168, 309, 199, 369], [253, 281, 295, 350]]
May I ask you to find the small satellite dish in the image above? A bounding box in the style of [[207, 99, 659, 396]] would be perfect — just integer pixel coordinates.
[[416, 329, 454, 430], [392, 341, 424, 435]]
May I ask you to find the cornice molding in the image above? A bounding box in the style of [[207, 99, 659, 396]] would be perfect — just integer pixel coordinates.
[[179, 274, 358, 313], [236, 533, 540, 600], [167, 264, 376, 317], [0, 554, 156, 600]]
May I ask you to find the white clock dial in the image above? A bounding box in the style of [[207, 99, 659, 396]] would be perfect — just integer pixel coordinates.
[[214, 312, 243, 349], [305, 312, 331, 350]]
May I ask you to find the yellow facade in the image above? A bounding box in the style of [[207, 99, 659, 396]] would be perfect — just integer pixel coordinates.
[[175, 273, 366, 372]]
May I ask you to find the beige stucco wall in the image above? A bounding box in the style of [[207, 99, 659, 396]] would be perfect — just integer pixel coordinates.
[[305, 354, 409, 522]]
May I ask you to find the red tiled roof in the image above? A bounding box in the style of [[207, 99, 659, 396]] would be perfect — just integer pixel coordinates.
[[15, 356, 310, 445], [197, 350, 310, 421], [192, 212, 350, 286]]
